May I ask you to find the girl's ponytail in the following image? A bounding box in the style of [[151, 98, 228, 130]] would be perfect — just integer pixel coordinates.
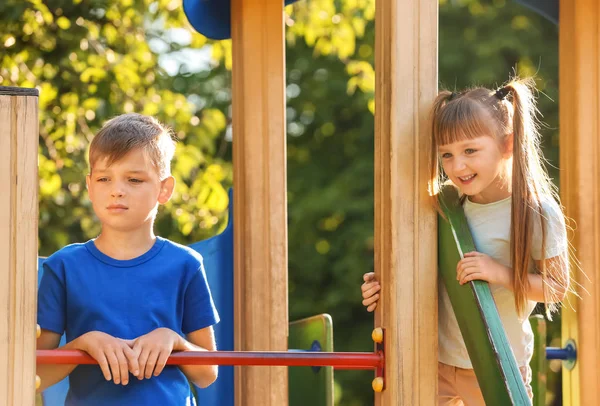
[[430, 90, 455, 210], [504, 78, 565, 317], [506, 81, 536, 316]]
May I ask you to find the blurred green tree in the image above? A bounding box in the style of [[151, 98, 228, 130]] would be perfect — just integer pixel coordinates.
[[1, 0, 231, 255]]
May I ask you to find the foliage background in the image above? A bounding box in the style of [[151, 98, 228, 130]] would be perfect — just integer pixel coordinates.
[[1, 0, 562, 404]]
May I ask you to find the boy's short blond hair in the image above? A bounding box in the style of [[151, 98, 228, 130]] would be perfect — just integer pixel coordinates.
[[89, 113, 176, 179]]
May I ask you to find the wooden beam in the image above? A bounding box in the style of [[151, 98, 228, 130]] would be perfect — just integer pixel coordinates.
[[230, 1, 288, 406], [559, 1, 600, 405], [0, 87, 39, 406], [374, 0, 438, 404]]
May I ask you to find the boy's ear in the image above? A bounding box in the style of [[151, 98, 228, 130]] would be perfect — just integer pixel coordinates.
[[158, 176, 175, 204], [85, 174, 92, 200]]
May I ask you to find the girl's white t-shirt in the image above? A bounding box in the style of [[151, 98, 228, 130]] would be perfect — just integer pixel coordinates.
[[438, 195, 568, 369]]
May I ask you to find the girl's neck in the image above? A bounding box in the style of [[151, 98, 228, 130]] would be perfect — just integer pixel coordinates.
[[467, 188, 511, 204], [94, 227, 157, 260]]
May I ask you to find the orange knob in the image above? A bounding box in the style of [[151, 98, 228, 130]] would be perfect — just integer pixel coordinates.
[[372, 377, 384, 392], [37, 324, 41, 339], [372, 327, 383, 343], [36, 375, 41, 390]]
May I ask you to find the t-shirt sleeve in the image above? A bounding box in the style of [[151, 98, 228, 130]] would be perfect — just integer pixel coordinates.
[[37, 260, 67, 335], [182, 256, 220, 334], [531, 197, 568, 261]]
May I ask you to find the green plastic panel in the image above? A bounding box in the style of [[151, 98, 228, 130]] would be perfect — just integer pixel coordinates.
[[288, 314, 334, 406], [438, 186, 531, 405]]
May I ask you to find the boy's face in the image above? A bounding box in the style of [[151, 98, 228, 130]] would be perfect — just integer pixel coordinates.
[[86, 148, 174, 233]]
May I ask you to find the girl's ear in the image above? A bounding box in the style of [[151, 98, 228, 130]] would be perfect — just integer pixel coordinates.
[[503, 133, 514, 157], [158, 176, 175, 204]]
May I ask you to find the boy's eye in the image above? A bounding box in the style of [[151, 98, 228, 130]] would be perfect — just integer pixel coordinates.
[[465, 148, 477, 154], [96, 177, 108, 182], [129, 178, 143, 183]]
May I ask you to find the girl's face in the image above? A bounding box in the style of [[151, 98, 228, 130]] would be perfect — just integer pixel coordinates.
[[438, 135, 512, 204]]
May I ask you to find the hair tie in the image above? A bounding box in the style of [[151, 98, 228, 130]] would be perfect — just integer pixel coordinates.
[[494, 87, 510, 100], [449, 92, 458, 101]]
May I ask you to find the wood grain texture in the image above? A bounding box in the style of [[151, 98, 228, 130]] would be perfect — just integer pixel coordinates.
[[0, 93, 39, 406], [559, 1, 600, 405], [374, 0, 438, 404], [230, 0, 288, 404]]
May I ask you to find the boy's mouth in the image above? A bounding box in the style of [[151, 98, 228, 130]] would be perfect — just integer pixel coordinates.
[[457, 174, 476, 184], [107, 204, 128, 211]]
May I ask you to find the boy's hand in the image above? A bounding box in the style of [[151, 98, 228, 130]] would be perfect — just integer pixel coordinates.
[[361, 272, 381, 312], [456, 251, 512, 288], [130, 328, 184, 379], [75, 331, 140, 385]]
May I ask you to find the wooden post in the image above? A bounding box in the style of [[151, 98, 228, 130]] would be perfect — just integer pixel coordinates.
[[230, 1, 288, 405], [0, 87, 39, 405], [559, 1, 600, 405], [374, 0, 438, 404]]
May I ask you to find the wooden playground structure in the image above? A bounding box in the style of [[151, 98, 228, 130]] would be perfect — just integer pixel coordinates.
[[1, 0, 599, 404]]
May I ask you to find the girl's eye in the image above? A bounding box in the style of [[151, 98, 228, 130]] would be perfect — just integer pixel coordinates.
[[465, 148, 476, 154], [441, 153, 452, 159]]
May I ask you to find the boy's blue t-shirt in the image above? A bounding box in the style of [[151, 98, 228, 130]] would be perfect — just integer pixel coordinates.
[[38, 237, 219, 406]]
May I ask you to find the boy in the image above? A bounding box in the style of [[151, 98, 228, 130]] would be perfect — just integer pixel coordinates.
[[37, 113, 219, 405]]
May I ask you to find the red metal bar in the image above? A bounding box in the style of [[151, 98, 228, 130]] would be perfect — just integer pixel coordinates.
[[37, 350, 383, 370]]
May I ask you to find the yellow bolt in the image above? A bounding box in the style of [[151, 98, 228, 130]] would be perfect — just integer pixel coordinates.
[[36, 324, 41, 339], [372, 327, 383, 343], [372, 377, 384, 392], [36, 375, 41, 390]]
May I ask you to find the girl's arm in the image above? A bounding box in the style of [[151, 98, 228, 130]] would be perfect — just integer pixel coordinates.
[[527, 256, 570, 303], [457, 252, 569, 303]]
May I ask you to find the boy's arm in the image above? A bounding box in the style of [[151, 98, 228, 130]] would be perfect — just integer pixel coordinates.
[[131, 327, 217, 388], [37, 329, 141, 392], [36, 329, 78, 392], [176, 326, 218, 388]]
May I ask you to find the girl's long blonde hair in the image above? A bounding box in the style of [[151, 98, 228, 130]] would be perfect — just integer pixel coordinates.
[[430, 77, 570, 317]]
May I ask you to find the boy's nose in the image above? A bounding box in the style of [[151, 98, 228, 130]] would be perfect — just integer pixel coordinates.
[[111, 188, 125, 197]]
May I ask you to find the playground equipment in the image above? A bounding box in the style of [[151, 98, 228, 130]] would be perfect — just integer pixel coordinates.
[[0, 87, 39, 406], [2, 0, 600, 405]]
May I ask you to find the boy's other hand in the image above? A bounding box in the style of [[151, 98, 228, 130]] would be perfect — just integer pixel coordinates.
[[361, 272, 380, 312], [75, 331, 140, 385], [130, 328, 183, 379]]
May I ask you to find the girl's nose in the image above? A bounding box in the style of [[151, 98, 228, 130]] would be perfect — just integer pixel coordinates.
[[453, 158, 466, 171]]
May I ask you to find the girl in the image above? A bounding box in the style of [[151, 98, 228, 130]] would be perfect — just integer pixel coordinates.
[[361, 77, 571, 405]]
